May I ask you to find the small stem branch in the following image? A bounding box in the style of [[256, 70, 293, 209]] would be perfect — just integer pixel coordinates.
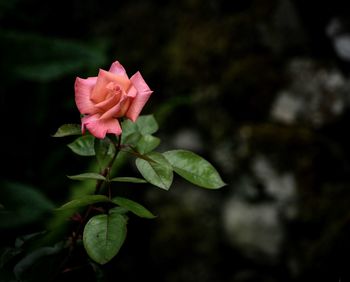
[[108, 182, 112, 200]]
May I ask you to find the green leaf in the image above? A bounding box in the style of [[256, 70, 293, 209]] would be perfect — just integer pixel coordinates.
[[135, 152, 173, 190], [52, 124, 81, 137], [0, 247, 22, 269], [13, 242, 64, 280], [0, 181, 54, 229], [110, 177, 147, 183], [94, 137, 116, 169], [109, 207, 128, 215], [120, 115, 158, 146], [136, 134, 160, 154], [135, 115, 158, 135], [56, 195, 110, 211], [112, 197, 156, 219], [68, 173, 106, 181], [163, 150, 226, 189], [68, 135, 95, 156], [121, 119, 138, 136], [120, 119, 140, 145], [83, 213, 127, 265], [122, 132, 142, 146], [2, 31, 107, 82]]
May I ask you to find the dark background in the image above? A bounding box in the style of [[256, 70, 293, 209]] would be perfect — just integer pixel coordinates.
[[2, 0, 350, 281]]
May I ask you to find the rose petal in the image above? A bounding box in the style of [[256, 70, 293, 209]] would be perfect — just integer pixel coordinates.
[[75, 77, 98, 114], [118, 96, 133, 116], [100, 95, 129, 120], [126, 84, 137, 98], [109, 61, 128, 77], [90, 69, 131, 103], [129, 71, 152, 93], [126, 71, 153, 122], [94, 93, 120, 111], [82, 114, 122, 139]]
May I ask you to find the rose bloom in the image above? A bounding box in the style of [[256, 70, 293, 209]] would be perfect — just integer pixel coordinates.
[[75, 61, 153, 139]]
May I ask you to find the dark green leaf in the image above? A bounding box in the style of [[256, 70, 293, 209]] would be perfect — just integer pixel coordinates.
[[94, 137, 116, 169], [136, 134, 160, 154], [110, 177, 147, 183], [135, 115, 158, 135], [0, 247, 22, 268], [121, 119, 138, 137], [112, 197, 156, 219], [109, 207, 128, 215], [0, 181, 54, 229], [68, 135, 95, 156], [120, 115, 158, 146], [2, 31, 107, 82], [56, 195, 110, 211], [135, 152, 173, 190], [83, 213, 127, 264], [163, 150, 226, 189], [52, 124, 81, 137], [13, 242, 64, 280], [120, 119, 140, 145], [67, 173, 106, 181], [122, 132, 142, 146], [120, 118, 141, 145]]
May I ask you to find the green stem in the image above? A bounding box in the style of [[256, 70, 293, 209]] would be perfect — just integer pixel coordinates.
[[60, 133, 123, 276], [91, 133, 122, 208], [120, 145, 156, 163], [96, 133, 122, 194]]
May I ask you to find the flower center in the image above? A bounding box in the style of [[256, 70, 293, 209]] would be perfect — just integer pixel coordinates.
[[106, 82, 122, 100], [93, 81, 125, 112]]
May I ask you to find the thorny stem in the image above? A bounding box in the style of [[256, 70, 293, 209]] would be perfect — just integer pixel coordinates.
[[56, 132, 123, 278], [76, 133, 122, 236], [79, 132, 122, 232]]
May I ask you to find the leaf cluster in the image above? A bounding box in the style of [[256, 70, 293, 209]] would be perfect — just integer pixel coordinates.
[[53, 115, 225, 264]]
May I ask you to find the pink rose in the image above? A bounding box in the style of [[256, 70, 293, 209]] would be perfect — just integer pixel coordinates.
[[75, 61, 153, 139]]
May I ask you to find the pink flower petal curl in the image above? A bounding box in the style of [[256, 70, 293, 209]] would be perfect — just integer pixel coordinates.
[[126, 71, 153, 122], [75, 77, 98, 114], [82, 114, 122, 139], [109, 61, 128, 77], [90, 69, 131, 103]]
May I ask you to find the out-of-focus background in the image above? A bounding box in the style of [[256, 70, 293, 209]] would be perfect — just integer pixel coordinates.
[[2, 0, 350, 281]]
